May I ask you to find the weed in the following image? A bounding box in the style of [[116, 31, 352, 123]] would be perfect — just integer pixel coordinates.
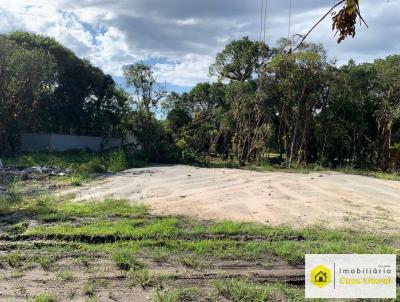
[[128, 268, 161, 288], [82, 281, 95, 297], [59, 174, 85, 186], [7, 221, 29, 235], [178, 255, 202, 269], [38, 255, 55, 271], [113, 250, 144, 271], [154, 288, 197, 302], [152, 250, 169, 264], [7, 251, 24, 268], [79, 255, 91, 268], [30, 292, 58, 302], [214, 279, 303, 302], [107, 149, 127, 172], [5, 180, 23, 203], [10, 270, 25, 278], [57, 271, 73, 282]]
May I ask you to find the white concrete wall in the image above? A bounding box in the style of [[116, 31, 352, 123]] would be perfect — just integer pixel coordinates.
[[21, 133, 122, 152]]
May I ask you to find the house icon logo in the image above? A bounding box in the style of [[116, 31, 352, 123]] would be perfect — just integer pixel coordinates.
[[310, 265, 331, 288]]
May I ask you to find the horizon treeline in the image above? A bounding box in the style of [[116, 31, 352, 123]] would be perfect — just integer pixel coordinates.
[[1, 32, 399, 171], [163, 38, 400, 171]]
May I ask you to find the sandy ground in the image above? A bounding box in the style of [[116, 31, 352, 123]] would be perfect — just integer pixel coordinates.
[[69, 165, 400, 233]]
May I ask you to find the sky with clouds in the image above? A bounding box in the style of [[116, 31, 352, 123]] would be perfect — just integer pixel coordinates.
[[0, 0, 399, 91]]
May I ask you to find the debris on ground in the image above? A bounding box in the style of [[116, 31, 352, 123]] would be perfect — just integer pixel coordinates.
[[0, 166, 67, 191]]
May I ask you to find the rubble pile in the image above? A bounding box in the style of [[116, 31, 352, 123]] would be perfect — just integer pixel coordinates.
[[0, 166, 67, 191]]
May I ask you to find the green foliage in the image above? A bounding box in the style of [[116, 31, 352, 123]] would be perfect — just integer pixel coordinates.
[[82, 281, 95, 297], [6, 251, 24, 268], [113, 249, 145, 271], [5, 195, 395, 266], [107, 149, 127, 172], [0, 34, 56, 154], [5, 150, 147, 177], [38, 255, 55, 271], [214, 279, 303, 302], [128, 268, 161, 288], [56, 271, 73, 282], [163, 38, 400, 172], [154, 288, 198, 302], [209, 36, 269, 81], [30, 293, 58, 302]]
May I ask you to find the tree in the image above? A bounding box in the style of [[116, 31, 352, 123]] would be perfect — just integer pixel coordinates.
[[267, 41, 328, 166], [0, 35, 56, 154], [372, 55, 400, 170], [227, 80, 271, 165], [6, 31, 127, 137], [122, 63, 166, 152], [209, 37, 269, 82]]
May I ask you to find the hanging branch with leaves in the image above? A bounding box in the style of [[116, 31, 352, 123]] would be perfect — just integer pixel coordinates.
[[291, 0, 368, 53]]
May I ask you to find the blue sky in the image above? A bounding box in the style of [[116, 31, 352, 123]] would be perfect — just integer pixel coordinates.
[[1, 1, 399, 93]]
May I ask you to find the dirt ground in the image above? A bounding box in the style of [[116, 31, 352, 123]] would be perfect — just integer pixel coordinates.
[[69, 165, 400, 233]]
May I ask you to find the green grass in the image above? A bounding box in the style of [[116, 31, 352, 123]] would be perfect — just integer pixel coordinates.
[[56, 270, 74, 282], [0, 194, 398, 301], [113, 249, 145, 271], [25, 217, 180, 240], [3, 149, 147, 176], [38, 255, 55, 271], [153, 288, 198, 302], [82, 281, 95, 297], [214, 279, 304, 302], [5, 251, 25, 269], [128, 268, 162, 288], [201, 158, 400, 181], [0, 194, 148, 222], [1, 196, 396, 265], [30, 292, 58, 302]]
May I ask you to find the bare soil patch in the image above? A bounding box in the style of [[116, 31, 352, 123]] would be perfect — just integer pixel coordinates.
[[69, 165, 400, 233]]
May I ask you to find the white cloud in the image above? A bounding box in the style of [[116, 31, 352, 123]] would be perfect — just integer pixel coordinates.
[[0, 0, 399, 88], [154, 54, 214, 87]]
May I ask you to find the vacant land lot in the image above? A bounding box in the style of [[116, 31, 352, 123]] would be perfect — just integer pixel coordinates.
[[70, 165, 400, 234], [1, 161, 399, 301], [0, 196, 398, 301]]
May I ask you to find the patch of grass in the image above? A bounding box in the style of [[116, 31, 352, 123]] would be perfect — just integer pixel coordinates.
[[57, 198, 149, 218], [0, 194, 149, 224], [79, 255, 91, 268], [107, 149, 127, 172], [30, 292, 58, 302], [154, 288, 198, 302], [25, 217, 180, 240], [202, 157, 400, 181], [128, 268, 161, 288], [4, 150, 146, 175], [82, 281, 95, 297], [7, 221, 29, 234], [57, 270, 74, 282], [57, 174, 85, 186], [112, 249, 145, 271], [38, 255, 55, 271], [214, 279, 303, 302], [4, 180, 23, 204], [152, 250, 169, 264], [178, 255, 203, 269], [6, 251, 24, 268]]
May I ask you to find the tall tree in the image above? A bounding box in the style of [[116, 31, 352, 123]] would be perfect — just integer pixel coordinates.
[[372, 55, 400, 170], [0, 36, 56, 154], [209, 37, 269, 82], [122, 63, 166, 152]]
